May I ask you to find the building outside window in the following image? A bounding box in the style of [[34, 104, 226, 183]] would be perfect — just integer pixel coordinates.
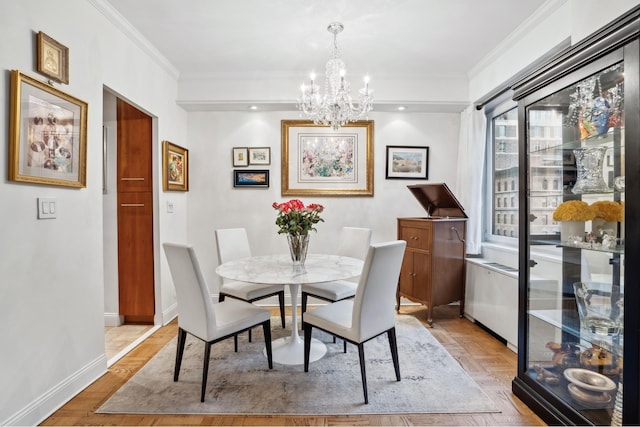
[[485, 101, 564, 241]]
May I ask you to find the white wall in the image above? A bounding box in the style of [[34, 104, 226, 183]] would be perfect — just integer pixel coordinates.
[[186, 110, 460, 291], [0, 1, 187, 424]]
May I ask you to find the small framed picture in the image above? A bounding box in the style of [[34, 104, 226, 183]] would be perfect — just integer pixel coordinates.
[[248, 147, 271, 165], [233, 147, 249, 167], [385, 145, 429, 180], [233, 169, 269, 188], [162, 141, 188, 191], [36, 32, 69, 84]]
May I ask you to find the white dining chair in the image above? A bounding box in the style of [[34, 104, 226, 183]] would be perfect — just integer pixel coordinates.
[[215, 228, 286, 329], [301, 226, 372, 313], [162, 242, 273, 402], [302, 240, 407, 404]]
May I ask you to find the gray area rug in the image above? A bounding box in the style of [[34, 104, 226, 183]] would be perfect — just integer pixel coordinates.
[[97, 315, 499, 415]]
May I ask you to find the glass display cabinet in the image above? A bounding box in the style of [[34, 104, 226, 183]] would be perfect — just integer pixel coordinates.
[[511, 6, 639, 425]]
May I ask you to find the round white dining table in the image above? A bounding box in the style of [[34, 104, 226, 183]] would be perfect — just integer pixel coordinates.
[[215, 253, 364, 365]]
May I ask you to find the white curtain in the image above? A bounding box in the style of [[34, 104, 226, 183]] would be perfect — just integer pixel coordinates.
[[456, 105, 487, 255]]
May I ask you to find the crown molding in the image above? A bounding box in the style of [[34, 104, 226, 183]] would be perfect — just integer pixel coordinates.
[[87, 0, 180, 80]]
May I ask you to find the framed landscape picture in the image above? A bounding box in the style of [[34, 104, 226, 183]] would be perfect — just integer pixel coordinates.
[[281, 119, 374, 196], [9, 70, 87, 187], [234, 169, 269, 188], [248, 147, 271, 165], [385, 145, 429, 179], [162, 140, 188, 191]]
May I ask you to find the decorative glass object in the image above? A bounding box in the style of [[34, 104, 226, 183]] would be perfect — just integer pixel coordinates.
[[572, 147, 610, 194], [573, 281, 623, 337], [287, 234, 309, 266]]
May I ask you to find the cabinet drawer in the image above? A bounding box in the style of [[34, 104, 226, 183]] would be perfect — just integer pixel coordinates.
[[400, 226, 431, 250]]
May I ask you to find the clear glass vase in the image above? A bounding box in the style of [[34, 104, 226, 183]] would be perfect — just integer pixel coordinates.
[[287, 234, 309, 266], [571, 146, 610, 194]]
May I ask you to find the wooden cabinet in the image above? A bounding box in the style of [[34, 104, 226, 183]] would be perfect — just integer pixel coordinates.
[[396, 183, 467, 325]]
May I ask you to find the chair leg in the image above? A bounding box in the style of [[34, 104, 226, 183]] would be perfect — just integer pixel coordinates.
[[218, 294, 225, 302], [303, 322, 312, 372], [174, 328, 187, 381], [387, 327, 401, 381], [201, 342, 212, 402], [234, 334, 238, 352], [248, 329, 252, 342], [357, 343, 369, 404], [278, 291, 286, 327], [262, 320, 273, 369], [343, 339, 347, 353], [301, 292, 308, 313]]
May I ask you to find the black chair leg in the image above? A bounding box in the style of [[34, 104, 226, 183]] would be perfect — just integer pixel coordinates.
[[303, 322, 313, 372], [201, 342, 212, 402], [234, 334, 238, 352], [278, 291, 286, 327], [357, 343, 369, 404], [262, 320, 273, 369], [301, 292, 308, 313], [218, 294, 225, 302], [248, 329, 252, 342], [174, 328, 187, 381], [387, 327, 401, 381], [343, 339, 347, 353]]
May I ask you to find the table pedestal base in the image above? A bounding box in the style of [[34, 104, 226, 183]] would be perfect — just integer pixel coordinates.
[[264, 335, 327, 365]]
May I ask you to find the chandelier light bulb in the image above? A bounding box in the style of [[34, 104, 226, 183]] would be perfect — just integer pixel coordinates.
[[297, 22, 373, 131]]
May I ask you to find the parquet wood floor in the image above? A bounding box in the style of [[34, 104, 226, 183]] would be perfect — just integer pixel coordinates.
[[41, 304, 546, 426]]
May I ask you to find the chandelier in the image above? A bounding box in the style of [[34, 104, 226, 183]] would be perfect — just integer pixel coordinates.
[[297, 22, 373, 131]]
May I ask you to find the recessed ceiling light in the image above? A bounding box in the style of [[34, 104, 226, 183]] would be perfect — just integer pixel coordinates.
[[249, 105, 258, 110], [397, 106, 407, 111]]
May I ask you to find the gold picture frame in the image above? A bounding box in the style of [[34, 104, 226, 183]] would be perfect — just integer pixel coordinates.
[[281, 120, 374, 196], [36, 32, 69, 84], [9, 70, 87, 188], [163, 141, 189, 191]]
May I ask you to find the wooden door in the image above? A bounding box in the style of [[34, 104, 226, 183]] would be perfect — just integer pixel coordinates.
[[117, 99, 154, 324]]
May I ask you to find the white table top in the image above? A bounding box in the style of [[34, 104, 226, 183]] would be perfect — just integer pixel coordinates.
[[215, 253, 363, 285]]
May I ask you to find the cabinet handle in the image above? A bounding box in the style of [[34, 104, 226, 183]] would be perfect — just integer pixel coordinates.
[[121, 203, 145, 207], [121, 177, 145, 181], [529, 259, 538, 268]]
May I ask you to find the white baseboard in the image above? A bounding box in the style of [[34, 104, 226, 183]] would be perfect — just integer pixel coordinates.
[[2, 355, 106, 426], [104, 312, 123, 326]]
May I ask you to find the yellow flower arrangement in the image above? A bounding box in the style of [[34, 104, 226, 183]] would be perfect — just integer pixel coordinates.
[[590, 200, 624, 222], [552, 200, 595, 221]]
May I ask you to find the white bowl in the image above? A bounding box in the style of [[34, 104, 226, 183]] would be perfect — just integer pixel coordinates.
[[567, 383, 612, 406]]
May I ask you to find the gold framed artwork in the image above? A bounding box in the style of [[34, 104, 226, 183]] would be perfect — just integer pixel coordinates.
[[36, 32, 69, 84], [281, 119, 374, 196], [233, 147, 249, 167], [248, 147, 271, 165], [9, 70, 87, 188], [162, 141, 189, 191]]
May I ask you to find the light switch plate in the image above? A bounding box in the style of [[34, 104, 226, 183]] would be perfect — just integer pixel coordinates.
[[38, 197, 57, 219], [167, 201, 174, 213]]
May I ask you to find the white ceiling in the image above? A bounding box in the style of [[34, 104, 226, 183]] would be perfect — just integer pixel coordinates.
[[103, 0, 550, 110]]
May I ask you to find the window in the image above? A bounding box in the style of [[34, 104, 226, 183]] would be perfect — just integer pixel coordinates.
[[485, 101, 518, 242]]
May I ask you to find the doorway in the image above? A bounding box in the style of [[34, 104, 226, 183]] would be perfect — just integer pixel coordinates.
[[102, 90, 157, 363]]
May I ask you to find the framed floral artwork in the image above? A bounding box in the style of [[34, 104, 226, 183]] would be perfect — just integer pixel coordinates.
[[281, 120, 374, 196], [385, 145, 429, 179], [9, 70, 87, 187], [162, 140, 188, 191], [248, 147, 271, 165], [233, 169, 269, 188], [36, 32, 69, 84], [233, 147, 248, 167]]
